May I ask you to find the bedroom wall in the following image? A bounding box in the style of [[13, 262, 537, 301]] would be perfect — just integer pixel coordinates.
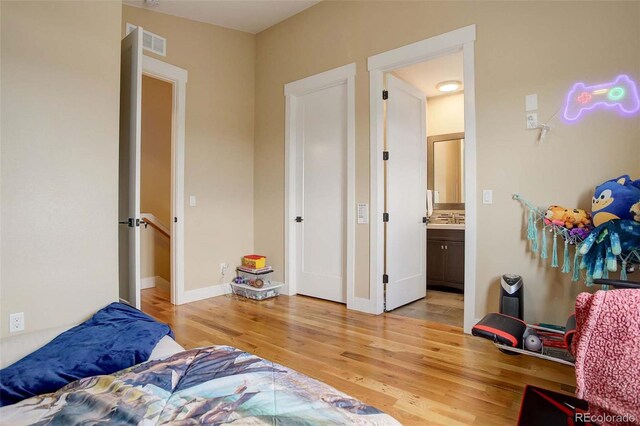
[[0, 1, 122, 337], [122, 5, 255, 292], [254, 1, 640, 324]]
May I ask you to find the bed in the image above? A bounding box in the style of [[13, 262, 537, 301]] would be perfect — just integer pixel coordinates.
[[0, 304, 399, 425]]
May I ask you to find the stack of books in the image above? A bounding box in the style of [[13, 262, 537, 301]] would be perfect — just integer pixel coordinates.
[[237, 265, 273, 275]]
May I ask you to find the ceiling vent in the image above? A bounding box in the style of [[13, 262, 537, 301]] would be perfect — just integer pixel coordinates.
[[126, 23, 166, 57]]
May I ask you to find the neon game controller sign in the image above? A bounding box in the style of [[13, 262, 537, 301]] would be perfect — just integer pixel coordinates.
[[563, 74, 640, 122]]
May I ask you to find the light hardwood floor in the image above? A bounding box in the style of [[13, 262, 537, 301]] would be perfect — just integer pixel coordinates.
[[141, 288, 575, 425], [392, 290, 464, 327]]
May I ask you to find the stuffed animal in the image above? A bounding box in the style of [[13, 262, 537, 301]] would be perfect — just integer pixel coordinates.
[[564, 208, 592, 229], [592, 175, 640, 227], [544, 205, 566, 226], [544, 206, 592, 229]]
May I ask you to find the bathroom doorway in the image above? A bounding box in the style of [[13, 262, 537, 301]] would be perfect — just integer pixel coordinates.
[[385, 52, 466, 328], [369, 25, 476, 332]]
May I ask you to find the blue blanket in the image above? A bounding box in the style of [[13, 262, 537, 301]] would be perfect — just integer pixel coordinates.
[[0, 302, 172, 407]]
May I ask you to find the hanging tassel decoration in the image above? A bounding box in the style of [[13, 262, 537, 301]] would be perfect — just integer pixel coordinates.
[[621, 260, 628, 281], [551, 228, 559, 267], [572, 250, 581, 282], [562, 240, 571, 273], [527, 210, 539, 253], [541, 228, 548, 259]]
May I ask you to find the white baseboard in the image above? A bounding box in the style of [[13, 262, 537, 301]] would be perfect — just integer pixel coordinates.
[[180, 283, 232, 304], [141, 277, 155, 289], [141, 276, 170, 292]]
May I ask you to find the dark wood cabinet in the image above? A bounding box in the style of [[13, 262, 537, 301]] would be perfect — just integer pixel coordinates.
[[426, 229, 464, 291]]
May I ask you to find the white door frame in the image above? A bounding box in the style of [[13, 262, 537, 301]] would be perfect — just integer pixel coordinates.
[[284, 63, 357, 307], [141, 55, 188, 306], [368, 25, 478, 333]]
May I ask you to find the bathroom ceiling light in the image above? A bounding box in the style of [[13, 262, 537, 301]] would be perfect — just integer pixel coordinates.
[[436, 80, 462, 93]]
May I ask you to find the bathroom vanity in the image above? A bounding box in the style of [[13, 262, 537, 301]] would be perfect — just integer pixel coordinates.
[[427, 213, 465, 292]]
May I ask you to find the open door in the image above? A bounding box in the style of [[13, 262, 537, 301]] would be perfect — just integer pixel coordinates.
[[384, 74, 427, 311], [118, 28, 143, 309]]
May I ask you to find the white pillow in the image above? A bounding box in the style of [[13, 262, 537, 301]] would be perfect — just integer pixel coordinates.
[[148, 335, 185, 360]]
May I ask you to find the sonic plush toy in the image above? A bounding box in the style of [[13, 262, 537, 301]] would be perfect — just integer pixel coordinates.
[[592, 175, 640, 227], [577, 175, 640, 284]]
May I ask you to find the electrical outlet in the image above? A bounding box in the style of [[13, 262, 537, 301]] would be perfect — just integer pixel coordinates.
[[220, 263, 229, 275], [526, 112, 538, 129], [9, 312, 24, 333]]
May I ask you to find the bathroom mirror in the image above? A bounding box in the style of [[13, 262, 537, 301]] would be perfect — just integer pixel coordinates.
[[427, 132, 465, 208]]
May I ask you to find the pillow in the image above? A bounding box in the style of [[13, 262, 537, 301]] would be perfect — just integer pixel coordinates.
[[0, 302, 172, 407]]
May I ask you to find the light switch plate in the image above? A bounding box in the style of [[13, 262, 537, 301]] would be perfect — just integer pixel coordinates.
[[482, 190, 493, 205], [357, 203, 369, 224], [189, 195, 197, 207], [525, 94, 538, 111]]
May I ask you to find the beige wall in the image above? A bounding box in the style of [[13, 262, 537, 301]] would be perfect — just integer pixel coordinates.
[[141, 75, 172, 282], [140, 229, 171, 282], [427, 93, 464, 136], [0, 1, 122, 337], [254, 1, 640, 324], [122, 5, 255, 290]]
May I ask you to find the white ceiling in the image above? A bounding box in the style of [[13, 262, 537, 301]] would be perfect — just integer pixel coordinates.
[[123, 0, 321, 34], [393, 51, 464, 98]]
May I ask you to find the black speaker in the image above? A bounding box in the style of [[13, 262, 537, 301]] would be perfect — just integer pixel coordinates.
[[500, 274, 524, 320]]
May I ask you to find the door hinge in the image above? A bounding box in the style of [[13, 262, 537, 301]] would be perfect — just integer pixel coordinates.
[[382, 274, 389, 284], [423, 216, 428, 223], [382, 90, 388, 100], [174, 217, 177, 223], [383, 212, 389, 222], [119, 218, 135, 227], [383, 151, 389, 161]]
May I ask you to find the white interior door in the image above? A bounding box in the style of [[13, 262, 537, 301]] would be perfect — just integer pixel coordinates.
[[385, 74, 427, 311], [118, 28, 143, 309], [294, 83, 348, 303]]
